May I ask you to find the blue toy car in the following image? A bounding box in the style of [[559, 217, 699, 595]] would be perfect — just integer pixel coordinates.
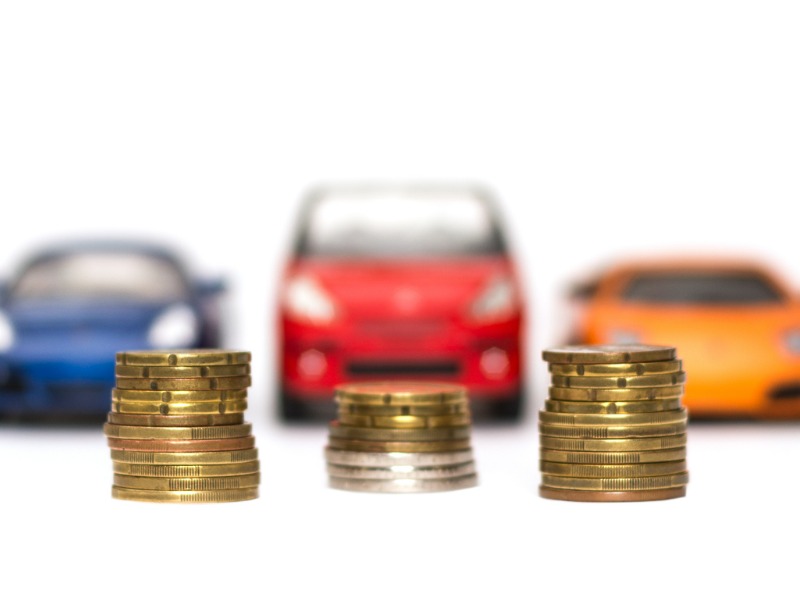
[[0, 241, 225, 418]]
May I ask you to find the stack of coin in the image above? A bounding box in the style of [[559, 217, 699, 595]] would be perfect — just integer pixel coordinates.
[[106, 349, 260, 503], [325, 382, 478, 493], [539, 344, 688, 502]]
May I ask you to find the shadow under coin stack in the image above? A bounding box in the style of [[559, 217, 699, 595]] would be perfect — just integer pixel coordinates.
[[539, 344, 689, 502], [325, 382, 478, 493], [106, 350, 260, 503]]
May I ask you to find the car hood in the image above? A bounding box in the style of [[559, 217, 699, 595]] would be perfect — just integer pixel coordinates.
[[288, 258, 515, 319], [5, 299, 171, 333], [589, 302, 800, 365]]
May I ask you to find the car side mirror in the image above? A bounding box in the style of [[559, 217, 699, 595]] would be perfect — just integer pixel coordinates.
[[568, 280, 599, 302], [196, 278, 226, 297]]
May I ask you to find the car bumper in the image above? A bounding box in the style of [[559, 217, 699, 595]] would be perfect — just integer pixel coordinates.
[[0, 355, 114, 416], [684, 367, 800, 418], [280, 318, 524, 405]]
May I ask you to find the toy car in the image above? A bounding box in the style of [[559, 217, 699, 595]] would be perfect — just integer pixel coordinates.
[[277, 185, 526, 420], [0, 240, 225, 418], [565, 257, 800, 418]]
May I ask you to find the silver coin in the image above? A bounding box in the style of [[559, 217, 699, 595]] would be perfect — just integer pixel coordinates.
[[324, 447, 474, 467], [329, 473, 478, 493], [326, 461, 477, 480]]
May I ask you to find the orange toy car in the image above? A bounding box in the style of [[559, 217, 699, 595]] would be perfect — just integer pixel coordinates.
[[565, 257, 800, 418]]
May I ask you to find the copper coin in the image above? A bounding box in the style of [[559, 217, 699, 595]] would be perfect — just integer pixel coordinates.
[[106, 435, 256, 452], [539, 486, 686, 502]]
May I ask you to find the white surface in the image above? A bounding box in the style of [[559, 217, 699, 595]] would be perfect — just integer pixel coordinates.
[[1, 421, 798, 599], [1, 1, 799, 598]]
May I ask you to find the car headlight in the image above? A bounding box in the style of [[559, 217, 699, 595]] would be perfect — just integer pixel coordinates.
[[608, 329, 642, 344], [785, 330, 800, 355], [470, 276, 517, 323], [148, 304, 200, 348], [283, 276, 336, 325], [0, 311, 14, 352]]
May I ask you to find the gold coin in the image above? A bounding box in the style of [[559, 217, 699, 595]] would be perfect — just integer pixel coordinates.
[[113, 473, 260, 491], [115, 364, 251, 379], [335, 381, 467, 405], [114, 376, 251, 391], [103, 423, 252, 440], [336, 413, 472, 429], [112, 389, 248, 402], [538, 421, 687, 439], [543, 345, 676, 364], [106, 435, 256, 452], [539, 448, 687, 464], [539, 409, 688, 426], [329, 422, 471, 442], [111, 399, 247, 415], [549, 386, 684, 402], [541, 472, 689, 491], [110, 449, 258, 465], [549, 360, 683, 377], [539, 486, 686, 502], [540, 460, 688, 478], [112, 460, 260, 477], [116, 350, 251, 367], [539, 434, 687, 452], [337, 400, 469, 417], [106, 412, 244, 427], [550, 372, 686, 389], [326, 437, 472, 453], [111, 486, 258, 503], [545, 398, 683, 414]]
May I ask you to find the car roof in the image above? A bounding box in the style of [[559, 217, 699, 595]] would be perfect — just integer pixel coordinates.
[[602, 256, 779, 277], [292, 184, 509, 257], [590, 255, 792, 299], [23, 239, 182, 263]]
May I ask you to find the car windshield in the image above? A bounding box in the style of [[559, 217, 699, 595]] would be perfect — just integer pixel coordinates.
[[622, 272, 783, 304], [297, 190, 506, 257], [11, 252, 188, 302]]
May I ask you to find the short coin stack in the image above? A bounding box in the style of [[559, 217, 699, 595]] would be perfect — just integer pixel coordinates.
[[325, 382, 478, 493], [539, 344, 689, 502], [106, 349, 260, 503]]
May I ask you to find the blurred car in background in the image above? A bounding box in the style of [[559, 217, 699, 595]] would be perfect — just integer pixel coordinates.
[[278, 185, 525, 420], [0, 240, 225, 419], [566, 257, 800, 418]]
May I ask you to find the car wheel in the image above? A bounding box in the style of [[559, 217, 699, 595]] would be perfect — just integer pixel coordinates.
[[278, 385, 307, 421], [491, 394, 523, 421]]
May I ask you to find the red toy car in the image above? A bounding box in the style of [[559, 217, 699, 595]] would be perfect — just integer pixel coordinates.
[[277, 185, 525, 420]]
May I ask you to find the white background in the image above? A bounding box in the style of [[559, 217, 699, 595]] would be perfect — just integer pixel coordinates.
[[1, 2, 799, 599]]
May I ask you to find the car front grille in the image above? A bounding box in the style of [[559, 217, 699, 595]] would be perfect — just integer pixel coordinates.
[[346, 361, 460, 377], [355, 319, 448, 339], [769, 384, 800, 401]]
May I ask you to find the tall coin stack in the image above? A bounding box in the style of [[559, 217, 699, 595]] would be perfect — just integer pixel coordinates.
[[325, 382, 478, 493], [539, 344, 689, 502], [106, 350, 260, 503]]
